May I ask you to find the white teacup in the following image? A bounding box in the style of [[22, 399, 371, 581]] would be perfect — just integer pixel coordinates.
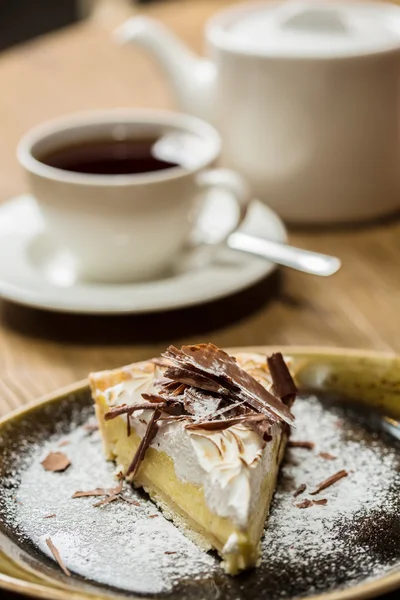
[[17, 110, 251, 283]]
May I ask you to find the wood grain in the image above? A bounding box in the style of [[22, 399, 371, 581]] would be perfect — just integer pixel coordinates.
[[0, 0, 400, 419]]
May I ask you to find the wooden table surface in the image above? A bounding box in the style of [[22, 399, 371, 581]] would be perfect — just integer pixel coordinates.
[[1, 0, 400, 420], [1, 3, 400, 599]]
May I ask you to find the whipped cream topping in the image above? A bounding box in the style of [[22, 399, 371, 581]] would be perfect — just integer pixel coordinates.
[[98, 353, 284, 528]]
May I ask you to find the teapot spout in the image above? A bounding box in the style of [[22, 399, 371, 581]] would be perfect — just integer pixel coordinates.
[[115, 17, 215, 122]]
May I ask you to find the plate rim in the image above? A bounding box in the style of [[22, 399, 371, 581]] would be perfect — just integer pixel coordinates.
[[0, 345, 399, 600]]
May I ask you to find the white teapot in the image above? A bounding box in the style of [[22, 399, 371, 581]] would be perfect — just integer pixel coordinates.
[[116, 1, 400, 223]]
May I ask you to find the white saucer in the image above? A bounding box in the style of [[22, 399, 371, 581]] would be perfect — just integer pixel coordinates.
[[0, 195, 286, 314]]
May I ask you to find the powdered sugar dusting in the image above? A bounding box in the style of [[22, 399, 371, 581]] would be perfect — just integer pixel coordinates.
[[8, 425, 219, 595], [0, 393, 399, 599], [261, 395, 400, 596]]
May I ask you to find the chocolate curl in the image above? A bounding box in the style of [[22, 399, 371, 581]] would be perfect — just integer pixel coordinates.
[[267, 352, 297, 408], [126, 409, 161, 479], [164, 344, 294, 425]]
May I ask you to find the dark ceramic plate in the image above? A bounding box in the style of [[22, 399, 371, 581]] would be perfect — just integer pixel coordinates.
[[0, 347, 400, 600]]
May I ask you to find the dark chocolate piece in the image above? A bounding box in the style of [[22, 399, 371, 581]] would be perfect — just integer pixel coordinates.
[[41, 452, 71, 473], [105, 402, 164, 420], [142, 394, 183, 415], [288, 440, 315, 450], [319, 452, 336, 460], [45, 537, 71, 576], [310, 470, 348, 495], [248, 417, 272, 442], [186, 413, 268, 431], [267, 352, 298, 407], [163, 365, 227, 396], [293, 483, 307, 498], [72, 480, 123, 500], [313, 498, 328, 506], [163, 344, 294, 425], [126, 409, 161, 478], [72, 488, 107, 499], [93, 495, 120, 508], [151, 357, 171, 367], [120, 496, 140, 506], [296, 499, 313, 509]]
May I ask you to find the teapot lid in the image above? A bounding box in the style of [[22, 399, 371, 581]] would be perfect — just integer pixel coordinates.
[[208, 1, 400, 58]]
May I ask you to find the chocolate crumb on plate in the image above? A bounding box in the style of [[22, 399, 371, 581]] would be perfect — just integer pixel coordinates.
[[293, 483, 307, 498], [45, 537, 71, 577], [41, 452, 71, 473], [310, 469, 348, 495], [72, 488, 106, 499], [313, 498, 328, 506], [319, 452, 336, 460], [119, 496, 140, 507], [288, 441, 315, 450], [295, 499, 313, 509], [93, 495, 120, 508], [149, 514, 159, 518]]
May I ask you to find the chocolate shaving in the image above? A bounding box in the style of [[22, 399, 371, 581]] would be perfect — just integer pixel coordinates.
[[313, 498, 328, 506], [93, 495, 119, 508], [158, 415, 187, 422], [163, 344, 294, 425], [72, 488, 106, 499], [267, 352, 297, 407], [127, 414, 131, 437], [319, 452, 336, 460], [149, 514, 159, 518], [151, 357, 171, 367], [165, 551, 177, 555], [293, 483, 307, 498], [44, 514, 56, 519], [41, 452, 71, 472], [310, 469, 348, 495], [142, 394, 183, 415], [248, 416, 273, 442], [104, 403, 164, 420], [120, 496, 140, 506], [163, 366, 227, 396], [73, 479, 122, 500], [296, 499, 313, 509], [185, 413, 268, 431], [45, 537, 71, 577], [126, 409, 161, 478], [288, 440, 315, 450]]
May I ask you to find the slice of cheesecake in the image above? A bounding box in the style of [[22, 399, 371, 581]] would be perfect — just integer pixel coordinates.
[[89, 344, 296, 575]]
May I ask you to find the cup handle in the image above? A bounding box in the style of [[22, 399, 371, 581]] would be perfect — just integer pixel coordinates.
[[189, 168, 252, 250]]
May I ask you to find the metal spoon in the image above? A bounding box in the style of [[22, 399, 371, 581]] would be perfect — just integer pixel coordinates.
[[382, 416, 400, 441], [228, 232, 341, 277]]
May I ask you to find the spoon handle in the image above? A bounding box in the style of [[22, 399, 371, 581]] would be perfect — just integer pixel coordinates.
[[228, 232, 341, 277]]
